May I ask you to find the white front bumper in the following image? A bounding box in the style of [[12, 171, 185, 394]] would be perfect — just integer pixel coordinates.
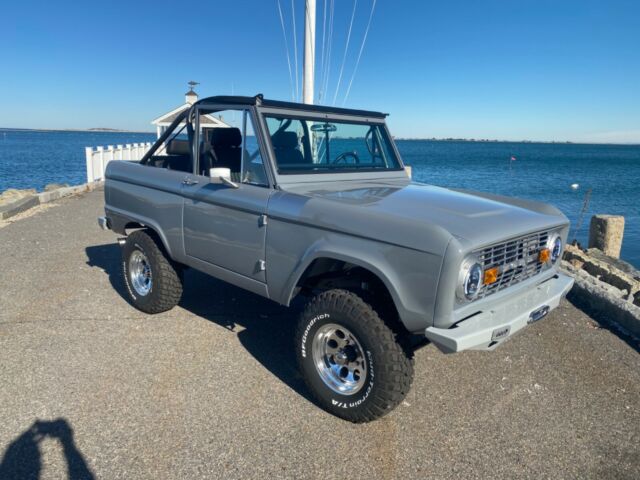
[[425, 272, 574, 352]]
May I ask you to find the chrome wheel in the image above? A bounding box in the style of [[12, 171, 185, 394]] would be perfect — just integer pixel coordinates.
[[128, 250, 152, 296], [312, 323, 368, 395]]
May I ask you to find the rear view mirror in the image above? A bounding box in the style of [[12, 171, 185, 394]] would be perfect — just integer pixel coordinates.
[[310, 123, 337, 133]]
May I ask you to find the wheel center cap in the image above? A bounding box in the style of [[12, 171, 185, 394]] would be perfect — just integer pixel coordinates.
[[334, 350, 348, 365]]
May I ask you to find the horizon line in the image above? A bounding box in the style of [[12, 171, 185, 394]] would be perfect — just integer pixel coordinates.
[[1, 126, 639, 146]]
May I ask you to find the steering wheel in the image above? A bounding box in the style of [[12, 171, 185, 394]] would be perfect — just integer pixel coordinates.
[[334, 151, 360, 164]]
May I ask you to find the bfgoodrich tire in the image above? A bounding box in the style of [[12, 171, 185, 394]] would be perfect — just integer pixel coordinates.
[[296, 289, 414, 422], [122, 230, 183, 314]]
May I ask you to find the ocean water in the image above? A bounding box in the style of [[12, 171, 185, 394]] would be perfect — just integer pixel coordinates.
[[0, 129, 157, 192], [1, 129, 638, 267], [398, 140, 640, 267]]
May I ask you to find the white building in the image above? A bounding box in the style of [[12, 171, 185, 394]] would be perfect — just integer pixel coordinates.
[[86, 86, 230, 183], [151, 88, 229, 139]]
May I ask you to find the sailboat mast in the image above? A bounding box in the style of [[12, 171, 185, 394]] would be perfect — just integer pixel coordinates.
[[302, 0, 316, 104]]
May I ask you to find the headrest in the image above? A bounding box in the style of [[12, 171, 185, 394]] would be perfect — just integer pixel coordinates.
[[271, 131, 299, 149], [166, 139, 190, 155], [211, 127, 242, 147]]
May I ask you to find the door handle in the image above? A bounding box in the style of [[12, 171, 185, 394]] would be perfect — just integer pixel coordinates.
[[182, 178, 199, 186]]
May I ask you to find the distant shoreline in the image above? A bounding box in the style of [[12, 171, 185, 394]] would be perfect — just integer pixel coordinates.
[[0, 127, 154, 134], [394, 138, 640, 146], [1, 127, 638, 146]]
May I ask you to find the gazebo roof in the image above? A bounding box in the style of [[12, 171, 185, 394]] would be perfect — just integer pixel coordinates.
[[151, 103, 230, 128]]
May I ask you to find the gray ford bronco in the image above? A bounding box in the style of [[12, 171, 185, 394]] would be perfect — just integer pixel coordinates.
[[100, 95, 574, 422]]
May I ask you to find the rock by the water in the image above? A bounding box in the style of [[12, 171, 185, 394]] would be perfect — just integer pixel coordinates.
[[0, 188, 37, 206], [44, 183, 69, 192], [589, 214, 625, 259]]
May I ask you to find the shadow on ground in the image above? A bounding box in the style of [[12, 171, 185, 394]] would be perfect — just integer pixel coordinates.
[[85, 243, 313, 403], [0, 418, 95, 480]]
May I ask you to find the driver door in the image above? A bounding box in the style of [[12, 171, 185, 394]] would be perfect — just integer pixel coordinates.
[[182, 108, 272, 283]]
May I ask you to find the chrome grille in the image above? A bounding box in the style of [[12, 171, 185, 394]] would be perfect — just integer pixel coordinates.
[[474, 230, 549, 299]]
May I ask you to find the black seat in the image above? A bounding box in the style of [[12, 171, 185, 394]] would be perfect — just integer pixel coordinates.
[[166, 139, 190, 155], [162, 139, 191, 172], [208, 128, 242, 177], [271, 131, 307, 166]]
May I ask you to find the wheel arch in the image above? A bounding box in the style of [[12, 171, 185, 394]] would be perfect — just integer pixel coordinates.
[[283, 251, 406, 326], [288, 251, 396, 292], [108, 209, 175, 258]]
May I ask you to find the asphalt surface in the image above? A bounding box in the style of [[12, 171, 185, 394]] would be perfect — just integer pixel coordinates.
[[0, 188, 638, 479]]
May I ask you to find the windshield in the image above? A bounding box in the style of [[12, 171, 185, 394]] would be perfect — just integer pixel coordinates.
[[264, 114, 402, 174]]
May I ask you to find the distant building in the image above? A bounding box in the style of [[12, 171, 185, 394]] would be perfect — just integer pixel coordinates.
[[151, 88, 229, 139]]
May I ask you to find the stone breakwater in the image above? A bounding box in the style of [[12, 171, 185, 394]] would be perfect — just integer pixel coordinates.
[[0, 183, 102, 221], [562, 244, 640, 338]]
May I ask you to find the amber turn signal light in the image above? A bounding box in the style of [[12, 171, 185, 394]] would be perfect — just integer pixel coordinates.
[[539, 248, 551, 263], [483, 267, 499, 285]]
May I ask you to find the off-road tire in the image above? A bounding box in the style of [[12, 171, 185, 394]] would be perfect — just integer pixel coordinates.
[[122, 230, 183, 314], [295, 289, 414, 422]]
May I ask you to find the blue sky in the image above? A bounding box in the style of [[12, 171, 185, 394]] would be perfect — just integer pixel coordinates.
[[0, 0, 638, 143]]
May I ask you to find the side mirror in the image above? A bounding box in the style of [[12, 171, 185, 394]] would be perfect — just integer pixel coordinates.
[[210, 168, 239, 188]]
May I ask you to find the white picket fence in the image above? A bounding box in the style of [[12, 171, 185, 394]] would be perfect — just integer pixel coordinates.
[[85, 142, 153, 183]]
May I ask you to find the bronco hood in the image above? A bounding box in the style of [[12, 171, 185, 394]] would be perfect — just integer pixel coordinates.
[[271, 180, 568, 254]]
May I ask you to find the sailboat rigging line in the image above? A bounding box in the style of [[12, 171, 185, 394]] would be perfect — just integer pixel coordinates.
[[276, 0, 295, 101], [291, 0, 300, 102], [320, 0, 335, 103], [321, 0, 335, 103], [342, 0, 377, 106], [332, 0, 358, 106], [318, 0, 327, 102]]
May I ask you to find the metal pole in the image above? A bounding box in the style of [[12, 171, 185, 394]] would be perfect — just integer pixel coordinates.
[[302, 0, 316, 104]]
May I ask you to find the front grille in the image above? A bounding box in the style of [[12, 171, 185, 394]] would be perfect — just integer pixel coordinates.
[[474, 230, 550, 299]]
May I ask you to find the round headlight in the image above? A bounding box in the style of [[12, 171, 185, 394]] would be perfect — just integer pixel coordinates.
[[463, 262, 483, 300], [550, 235, 562, 263]]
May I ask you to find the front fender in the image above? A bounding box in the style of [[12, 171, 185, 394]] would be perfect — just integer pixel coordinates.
[[266, 219, 445, 332]]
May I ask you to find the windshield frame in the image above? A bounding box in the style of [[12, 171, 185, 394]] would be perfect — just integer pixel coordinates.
[[256, 106, 406, 183]]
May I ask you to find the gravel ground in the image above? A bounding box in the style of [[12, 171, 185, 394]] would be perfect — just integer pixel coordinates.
[[0, 188, 638, 479]]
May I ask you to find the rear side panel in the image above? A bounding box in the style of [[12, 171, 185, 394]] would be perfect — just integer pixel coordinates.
[[105, 161, 186, 262]]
